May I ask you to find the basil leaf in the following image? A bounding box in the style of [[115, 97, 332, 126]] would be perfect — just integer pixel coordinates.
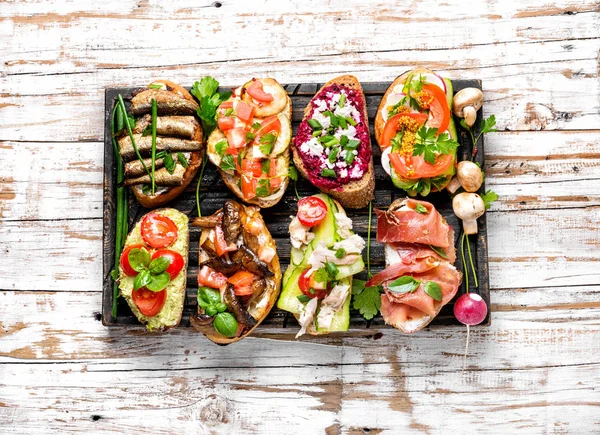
[[148, 256, 170, 275], [215, 302, 227, 313], [213, 312, 239, 337], [177, 152, 189, 168], [414, 203, 428, 214], [429, 245, 448, 259], [146, 272, 170, 292], [215, 140, 228, 157], [128, 247, 150, 272], [387, 276, 421, 294], [297, 295, 311, 303], [163, 154, 176, 174], [219, 154, 236, 172], [133, 269, 152, 290], [423, 281, 442, 301], [198, 287, 221, 305]]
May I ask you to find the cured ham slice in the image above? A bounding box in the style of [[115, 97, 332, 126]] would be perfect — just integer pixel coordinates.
[[374, 198, 462, 333], [376, 198, 451, 248], [384, 262, 462, 316]]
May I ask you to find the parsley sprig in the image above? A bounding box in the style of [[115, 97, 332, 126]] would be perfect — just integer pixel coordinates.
[[413, 126, 459, 164], [459, 114, 497, 160]]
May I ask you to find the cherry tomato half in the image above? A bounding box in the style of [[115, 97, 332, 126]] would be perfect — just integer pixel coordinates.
[[131, 287, 167, 317], [141, 213, 178, 248], [298, 269, 328, 299], [246, 79, 274, 103], [120, 244, 146, 277], [151, 249, 184, 280], [297, 196, 328, 227]]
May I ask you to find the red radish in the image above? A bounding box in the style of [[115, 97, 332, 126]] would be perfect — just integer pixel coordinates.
[[454, 293, 488, 325]]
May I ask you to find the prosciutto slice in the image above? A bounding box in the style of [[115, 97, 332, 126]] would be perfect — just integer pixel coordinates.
[[376, 199, 451, 248]]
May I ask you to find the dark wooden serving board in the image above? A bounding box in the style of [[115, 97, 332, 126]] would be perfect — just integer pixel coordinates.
[[102, 80, 490, 333]]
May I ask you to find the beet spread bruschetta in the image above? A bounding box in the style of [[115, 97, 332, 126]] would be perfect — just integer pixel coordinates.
[[292, 76, 375, 209], [118, 80, 204, 208], [118, 208, 189, 331], [375, 68, 458, 197], [366, 198, 462, 333], [191, 200, 281, 344], [206, 78, 292, 208]]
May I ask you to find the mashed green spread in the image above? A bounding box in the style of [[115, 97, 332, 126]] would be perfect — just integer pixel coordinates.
[[119, 208, 189, 331]]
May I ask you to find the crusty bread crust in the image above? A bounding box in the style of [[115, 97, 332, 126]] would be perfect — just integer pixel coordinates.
[[292, 75, 375, 209], [131, 81, 204, 208]]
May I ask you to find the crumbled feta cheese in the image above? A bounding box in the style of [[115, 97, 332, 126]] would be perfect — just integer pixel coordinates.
[[339, 168, 348, 178], [336, 161, 346, 168], [299, 137, 324, 157], [333, 125, 357, 141], [350, 163, 364, 179]]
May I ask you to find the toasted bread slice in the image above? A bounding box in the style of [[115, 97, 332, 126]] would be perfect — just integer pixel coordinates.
[[292, 75, 375, 209], [191, 203, 282, 344], [129, 80, 205, 208], [118, 208, 189, 332]]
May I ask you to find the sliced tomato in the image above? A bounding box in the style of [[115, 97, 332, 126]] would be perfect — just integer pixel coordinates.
[[225, 147, 240, 157], [141, 213, 178, 248], [241, 174, 257, 200], [381, 113, 429, 148], [226, 127, 248, 149], [214, 225, 237, 257], [297, 196, 328, 227], [268, 159, 282, 190], [298, 269, 328, 299], [218, 116, 235, 131], [389, 152, 454, 179], [234, 285, 255, 296], [151, 249, 184, 280], [228, 270, 256, 289], [131, 288, 167, 317], [421, 84, 450, 134], [120, 244, 145, 277], [247, 79, 274, 102], [236, 101, 255, 123], [242, 159, 263, 178], [259, 115, 281, 135], [197, 266, 228, 289]]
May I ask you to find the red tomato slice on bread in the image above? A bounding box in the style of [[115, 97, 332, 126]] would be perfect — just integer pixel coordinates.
[[141, 213, 178, 248]]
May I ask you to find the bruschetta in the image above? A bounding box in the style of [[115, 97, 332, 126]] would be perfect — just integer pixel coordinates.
[[375, 68, 458, 197], [118, 80, 204, 208], [277, 194, 366, 337], [190, 200, 281, 344], [292, 75, 375, 209], [206, 78, 292, 208], [118, 208, 189, 331], [366, 198, 462, 333]]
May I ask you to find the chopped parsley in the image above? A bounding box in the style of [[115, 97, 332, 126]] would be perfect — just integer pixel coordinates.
[[259, 133, 277, 156], [215, 139, 228, 156], [219, 154, 236, 172]]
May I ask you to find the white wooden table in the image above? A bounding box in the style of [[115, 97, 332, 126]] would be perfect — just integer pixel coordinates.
[[1, 1, 599, 433]]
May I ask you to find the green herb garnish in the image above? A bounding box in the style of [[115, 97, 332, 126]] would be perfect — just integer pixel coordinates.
[[320, 168, 336, 178], [147, 83, 163, 89], [352, 279, 381, 321], [220, 154, 236, 172], [259, 133, 277, 156], [215, 140, 228, 157], [480, 190, 498, 210], [413, 126, 459, 164], [150, 98, 158, 195], [387, 276, 421, 294], [289, 164, 300, 200], [338, 94, 346, 108], [297, 295, 311, 303], [308, 119, 322, 130], [163, 153, 176, 174], [177, 152, 188, 168], [414, 203, 428, 214], [423, 281, 442, 301], [429, 245, 448, 259], [335, 248, 346, 259], [190, 76, 231, 136], [328, 146, 339, 164]]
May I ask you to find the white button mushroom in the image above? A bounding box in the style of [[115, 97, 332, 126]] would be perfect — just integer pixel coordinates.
[[457, 161, 483, 193], [453, 88, 484, 127], [452, 192, 486, 235]]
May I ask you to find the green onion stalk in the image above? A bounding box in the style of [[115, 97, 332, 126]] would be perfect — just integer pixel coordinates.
[[461, 232, 478, 293], [117, 95, 152, 179], [196, 151, 209, 217], [151, 99, 157, 195], [110, 103, 129, 319]]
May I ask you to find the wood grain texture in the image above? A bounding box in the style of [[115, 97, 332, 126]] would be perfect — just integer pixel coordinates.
[[1, 0, 599, 433]]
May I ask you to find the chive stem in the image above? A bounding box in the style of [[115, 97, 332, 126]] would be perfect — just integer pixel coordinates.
[[466, 234, 478, 288], [196, 151, 209, 217], [461, 232, 469, 293], [151, 98, 157, 196], [117, 95, 152, 180], [367, 201, 373, 279]]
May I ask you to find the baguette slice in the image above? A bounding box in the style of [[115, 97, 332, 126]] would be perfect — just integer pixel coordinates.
[[191, 203, 281, 344], [118, 208, 189, 332], [206, 78, 292, 208], [292, 75, 375, 209], [129, 80, 204, 209]]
